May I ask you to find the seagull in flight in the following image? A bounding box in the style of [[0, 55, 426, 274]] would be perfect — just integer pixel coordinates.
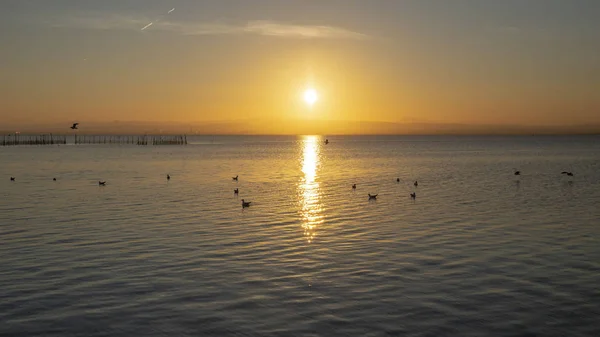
[[561, 171, 574, 177], [368, 193, 378, 200], [70, 123, 79, 130]]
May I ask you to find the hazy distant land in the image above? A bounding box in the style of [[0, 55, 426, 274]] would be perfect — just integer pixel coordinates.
[[2, 119, 599, 136]]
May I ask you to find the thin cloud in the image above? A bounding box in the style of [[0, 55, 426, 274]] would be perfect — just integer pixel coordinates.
[[52, 13, 368, 40]]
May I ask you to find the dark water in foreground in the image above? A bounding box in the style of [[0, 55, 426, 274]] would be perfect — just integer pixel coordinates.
[[1, 135, 600, 336]]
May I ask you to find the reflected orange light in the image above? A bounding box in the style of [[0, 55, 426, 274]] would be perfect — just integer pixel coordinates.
[[299, 135, 324, 243]]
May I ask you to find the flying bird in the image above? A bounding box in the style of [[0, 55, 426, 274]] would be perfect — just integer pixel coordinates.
[[70, 123, 79, 130], [368, 193, 378, 200], [352, 184, 356, 189], [514, 170, 521, 176], [410, 192, 416, 199], [53, 178, 57, 181], [10, 177, 15, 181], [241, 199, 251, 207], [561, 171, 574, 177], [232, 175, 238, 181], [234, 188, 239, 194], [167, 174, 171, 180], [414, 181, 418, 187], [98, 181, 106, 186], [396, 178, 400, 183]]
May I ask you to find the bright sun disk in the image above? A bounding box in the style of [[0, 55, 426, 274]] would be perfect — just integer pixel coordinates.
[[303, 89, 318, 106]]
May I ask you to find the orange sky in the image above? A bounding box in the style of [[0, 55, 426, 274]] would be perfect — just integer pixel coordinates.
[[1, 1, 599, 134]]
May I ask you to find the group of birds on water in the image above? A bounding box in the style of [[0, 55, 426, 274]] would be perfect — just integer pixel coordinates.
[[362, 178, 419, 201], [230, 175, 252, 207], [513, 169, 575, 179], [7, 169, 575, 207], [6, 172, 419, 208], [230, 174, 419, 207], [227, 168, 574, 206], [513, 169, 574, 177]]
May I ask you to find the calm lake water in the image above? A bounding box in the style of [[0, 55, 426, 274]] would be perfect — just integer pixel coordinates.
[[1, 135, 600, 336]]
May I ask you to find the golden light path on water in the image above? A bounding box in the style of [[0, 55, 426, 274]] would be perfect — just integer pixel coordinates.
[[299, 136, 323, 243]]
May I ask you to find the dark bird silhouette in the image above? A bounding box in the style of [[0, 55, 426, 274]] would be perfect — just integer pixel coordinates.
[[98, 181, 106, 186], [70, 123, 79, 130], [514, 170, 521, 176], [368, 193, 378, 200], [352, 184, 356, 189], [410, 192, 416, 199], [325, 139, 329, 145], [10, 177, 15, 181], [396, 178, 400, 183], [414, 181, 418, 187], [232, 175, 238, 181], [241, 199, 251, 207], [234, 188, 239, 194], [53, 178, 57, 181], [167, 174, 171, 180], [561, 171, 574, 177]]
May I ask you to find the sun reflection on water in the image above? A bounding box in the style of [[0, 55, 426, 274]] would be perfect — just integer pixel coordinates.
[[299, 136, 323, 243]]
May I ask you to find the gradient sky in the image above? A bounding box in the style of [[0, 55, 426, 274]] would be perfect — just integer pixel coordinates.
[[1, 0, 600, 133]]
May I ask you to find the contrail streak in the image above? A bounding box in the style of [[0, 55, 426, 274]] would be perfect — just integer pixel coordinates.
[[141, 22, 153, 31], [141, 7, 175, 31]]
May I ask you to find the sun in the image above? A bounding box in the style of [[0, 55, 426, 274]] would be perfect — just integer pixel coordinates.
[[303, 88, 318, 106]]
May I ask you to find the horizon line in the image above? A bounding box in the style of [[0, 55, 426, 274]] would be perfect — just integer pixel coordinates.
[[2, 131, 599, 137]]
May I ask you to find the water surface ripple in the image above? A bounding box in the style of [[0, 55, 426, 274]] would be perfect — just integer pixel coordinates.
[[1, 136, 599, 336]]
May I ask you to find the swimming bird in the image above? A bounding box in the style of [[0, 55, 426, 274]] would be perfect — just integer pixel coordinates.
[[98, 181, 106, 186], [352, 184, 356, 189], [10, 177, 15, 181], [232, 175, 238, 181], [561, 171, 574, 177], [241, 199, 251, 207], [414, 181, 418, 187], [410, 192, 416, 199], [368, 193, 378, 200], [234, 188, 239, 194], [167, 174, 171, 180], [70, 123, 79, 130]]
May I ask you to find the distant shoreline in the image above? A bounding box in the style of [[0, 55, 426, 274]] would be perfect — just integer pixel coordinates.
[[2, 120, 599, 136], [1, 132, 599, 137]]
